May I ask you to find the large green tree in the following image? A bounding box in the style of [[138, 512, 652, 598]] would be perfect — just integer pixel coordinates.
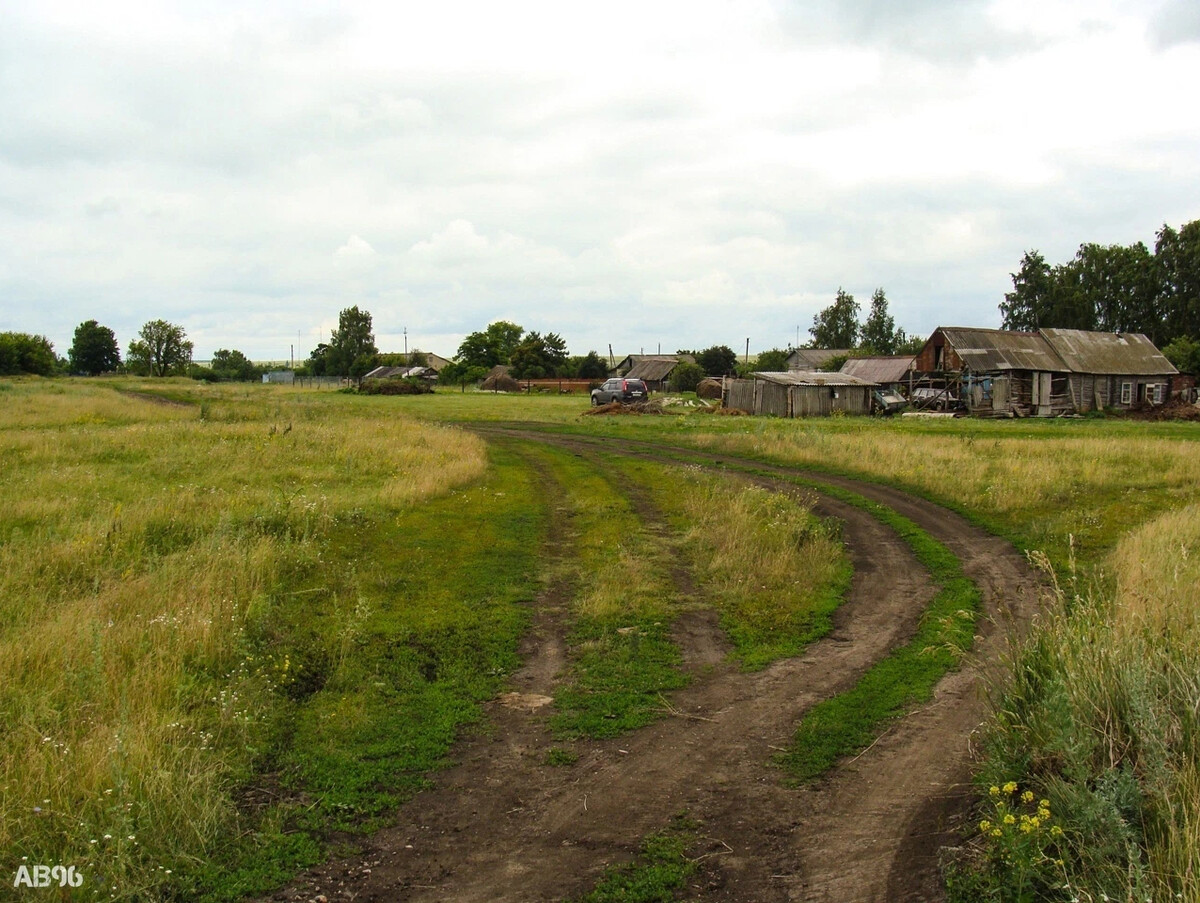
[[68, 320, 121, 375], [999, 251, 1054, 331], [1156, 220, 1200, 343], [809, 289, 859, 348], [127, 320, 192, 377], [697, 344, 738, 376], [575, 351, 608, 379], [755, 348, 790, 371], [456, 321, 524, 370], [859, 288, 898, 354], [209, 348, 259, 382], [1162, 336, 1200, 375], [1073, 242, 1159, 339], [509, 331, 569, 378], [0, 332, 57, 376], [1000, 220, 1200, 344], [326, 306, 378, 377]]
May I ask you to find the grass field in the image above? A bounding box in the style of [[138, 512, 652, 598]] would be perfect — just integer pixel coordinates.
[[396, 389, 1200, 901], [4, 379, 1198, 902]]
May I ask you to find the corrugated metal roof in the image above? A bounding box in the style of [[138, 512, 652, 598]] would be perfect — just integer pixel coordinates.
[[840, 356, 914, 383], [753, 371, 877, 387], [786, 348, 850, 369], [613, 353, 695, 373], [1041, 329, 1178, 375], [938, 328, 1067, 372], [625, 358, 683, 381]]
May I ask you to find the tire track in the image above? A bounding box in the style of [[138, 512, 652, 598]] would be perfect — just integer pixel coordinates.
[[258, 427, 1036, 903]]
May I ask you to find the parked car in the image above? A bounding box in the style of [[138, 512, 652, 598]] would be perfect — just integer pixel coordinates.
[[591, 377, 649, 405]]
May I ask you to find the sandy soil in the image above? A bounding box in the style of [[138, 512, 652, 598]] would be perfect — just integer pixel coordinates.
[[257, 428, 1039, 903]]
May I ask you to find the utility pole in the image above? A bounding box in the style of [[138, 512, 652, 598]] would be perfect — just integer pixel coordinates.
[[403, 327, 408, 357], [745, 337, 750, 365]]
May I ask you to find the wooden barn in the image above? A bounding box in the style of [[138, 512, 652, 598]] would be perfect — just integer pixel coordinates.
[[622, 356, 691, 392], [915, 327, 1177, 416], [723, 371, 876, 417]]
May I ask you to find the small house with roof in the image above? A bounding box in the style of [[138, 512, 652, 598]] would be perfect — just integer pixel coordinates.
[[915, 327, 1176, 416]]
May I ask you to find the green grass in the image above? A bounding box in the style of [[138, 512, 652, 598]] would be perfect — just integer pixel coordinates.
[[616, 456, 853, 670], [0, 380, 544, 902], [175, 443, 547, 901], [514, 445, 689, 740], [10, 382, 1200, 901], [774, 482, 979, 780], [571, 815, 699, 903]]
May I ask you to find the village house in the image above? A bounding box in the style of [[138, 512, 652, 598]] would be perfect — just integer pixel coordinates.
[[914, 327, 1177, 416], [784, 348, 851, 371], [609, 354, 696, 391]]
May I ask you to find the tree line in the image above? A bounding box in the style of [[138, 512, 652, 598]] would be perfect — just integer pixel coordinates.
[[999, 218, 1200, 373], [0, 319, 268, 381], [807, 287, 925, 357]]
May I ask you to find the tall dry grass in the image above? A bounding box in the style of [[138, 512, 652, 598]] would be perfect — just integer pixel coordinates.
[[973, 507, 1200, 902], [693, 422, 1200, 554], [0, 380, 486, 897], [1109, 506, 1200, 899], [669, 471, 848, 667]]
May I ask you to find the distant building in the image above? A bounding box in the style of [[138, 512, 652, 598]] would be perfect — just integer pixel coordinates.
[[840, 356, 914, 390], [915, 327, 1177, 416], [785, 348, 851, 371], [262, 371, 294, 384], [610, 354, 696, 388], [723, 371, 877, 417]]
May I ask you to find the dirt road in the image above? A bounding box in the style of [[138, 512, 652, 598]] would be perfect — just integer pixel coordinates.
[[260, 429, 1039, 903]]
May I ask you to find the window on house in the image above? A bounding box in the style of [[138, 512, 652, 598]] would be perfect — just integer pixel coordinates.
[[1120, 382, 1132, 405], [1153, 384, 1165, 404]]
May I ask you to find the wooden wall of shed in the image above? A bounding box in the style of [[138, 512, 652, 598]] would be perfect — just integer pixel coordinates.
[[760, 381, 790, 417], [721, 380, 872, 416], [914, 329, 963, 372], [725, 379, 757, 412], [791, 385, 872, 416]]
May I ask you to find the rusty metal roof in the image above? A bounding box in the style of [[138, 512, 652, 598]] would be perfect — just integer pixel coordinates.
[[1040, 329, 1177, 375], [840, 356, 914, 383], [753, 371, 877, 387], [937, 327, 1068, 373]]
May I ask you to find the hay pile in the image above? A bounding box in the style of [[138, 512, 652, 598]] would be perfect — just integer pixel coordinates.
[[480, 374, 523, 392]]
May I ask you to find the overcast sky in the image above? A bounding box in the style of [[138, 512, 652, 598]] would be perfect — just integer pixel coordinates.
[[3, 0, 1199, 362]]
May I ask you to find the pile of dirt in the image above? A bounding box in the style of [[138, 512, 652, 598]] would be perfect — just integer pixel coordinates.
[[1122, 398, 1200, 421], [480, 375, 523, 392]]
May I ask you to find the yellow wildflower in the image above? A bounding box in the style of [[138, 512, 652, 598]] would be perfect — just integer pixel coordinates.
[[1003, 781, 1018, 794]]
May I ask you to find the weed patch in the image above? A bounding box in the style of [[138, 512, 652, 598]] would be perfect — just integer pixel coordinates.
[[572, 815, 699, 903], [515, 445, 689, 740]]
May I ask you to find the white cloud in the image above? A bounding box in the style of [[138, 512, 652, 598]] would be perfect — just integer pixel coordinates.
[[334, 234, 376, 258], [1, 1, 1199, 359]]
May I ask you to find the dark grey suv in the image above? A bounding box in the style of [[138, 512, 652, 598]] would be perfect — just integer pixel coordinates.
[[591, 377, 649, 405]]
